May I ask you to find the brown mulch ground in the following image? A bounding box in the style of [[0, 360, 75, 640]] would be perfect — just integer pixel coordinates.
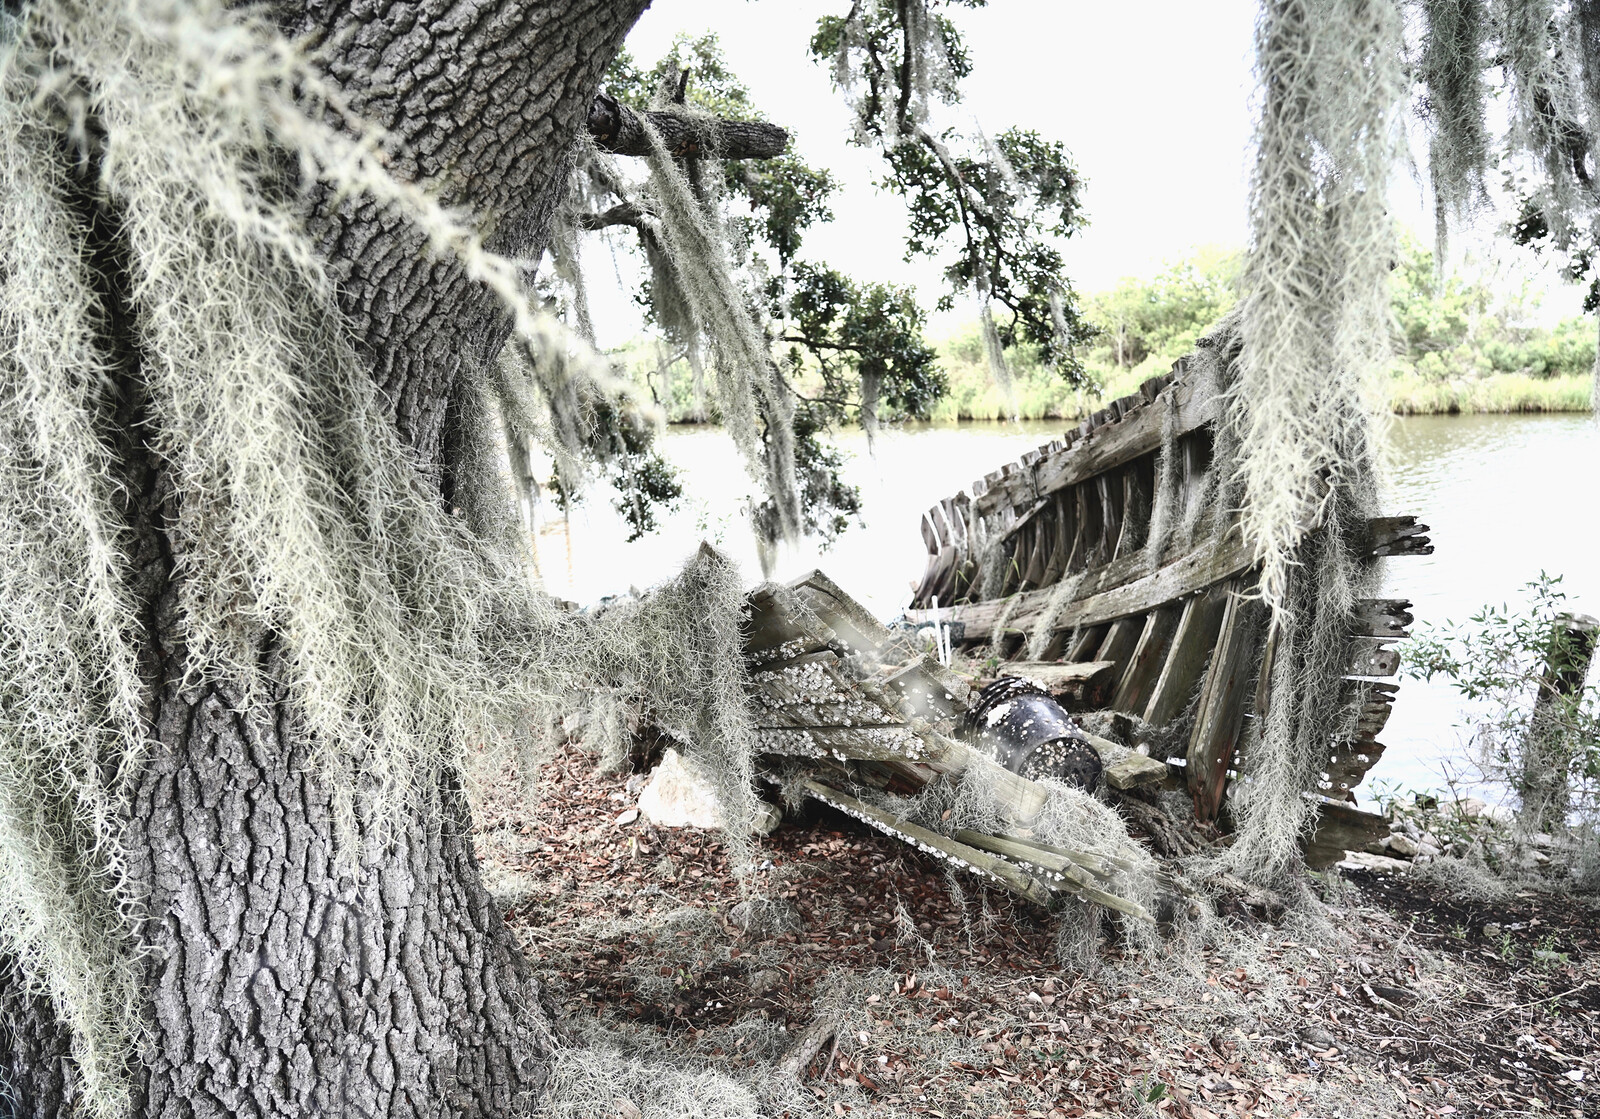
[[474, 744, 1598, 1118]]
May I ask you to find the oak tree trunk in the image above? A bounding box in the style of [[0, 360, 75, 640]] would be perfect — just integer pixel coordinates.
[[0, 1, 650, 1115]]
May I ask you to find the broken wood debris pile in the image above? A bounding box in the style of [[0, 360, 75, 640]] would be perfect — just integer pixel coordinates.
[[745, 571, 1160, 922]]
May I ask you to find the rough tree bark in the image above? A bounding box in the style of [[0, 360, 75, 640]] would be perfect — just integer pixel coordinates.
[[0, 2, 649, 1116]]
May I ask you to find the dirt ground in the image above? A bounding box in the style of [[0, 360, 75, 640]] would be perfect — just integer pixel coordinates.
[[473, 744, 1599, 1119]]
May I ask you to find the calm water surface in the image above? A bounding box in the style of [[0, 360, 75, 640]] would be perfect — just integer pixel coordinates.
[[538, 413, 1597, 802]]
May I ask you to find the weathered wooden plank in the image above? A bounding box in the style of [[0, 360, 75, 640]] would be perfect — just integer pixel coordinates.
[[1076, 482, 1104, 572], [998, 660, 1117, 690], [1345, 637, 1401, 678], [1076, 729, 1171, 791], [800, 778, 1058, 909], [1041, 491, 1075, 586], [911, 532, 1255, 642], [1142, 587, 1231, 731], [1303, 799, 1391, 869], [1064, 624, 1109, 663], [744, 594, 819, 661], [1350, 598, 1414, 638], [790, 569, 896, 652], [1325, 739, 1386, 798], [883, 658, 969, 721], [1114, 459, 1153, 560], [1021, 520, 1049, 589], [1094, 616, 1145, 678], [952, 830, 1117, 880], [969, 371, 1216, 518], [946, 829, 1155, 920], [1357, 515, 1433, 558], [1096, 474, 1122, 566], [1104, 751, 1171, 791], [1186, 583, 1269, 823], [755, 726, 945, 763], [1111, 605, 1182, 716]]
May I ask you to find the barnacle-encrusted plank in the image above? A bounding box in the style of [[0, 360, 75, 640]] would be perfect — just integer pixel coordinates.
[[756, 726, 938, 762], [749, 646, 842, 676], [789, 570, 897, 652], [752, 656, 902, 728], [951, 830, 1155, 922], [882, 658, 970, 721], [799, 778, 1058, 909]]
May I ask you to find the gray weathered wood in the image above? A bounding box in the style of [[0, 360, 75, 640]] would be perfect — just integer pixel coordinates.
[[998, 660, 1116, 690], [1142, 588, 1231, 730], [1094, 616, 1145, 678], [1186, 583, 1268, 822], [1064, 624, 1109, 663], [1350, 598, 1414, 639], [908, 531, 1255, 641], [1111, 605, 1182, 715], [968, 369, 1216, 519], [1303, 800, 1391, 869], [1356, 515, 1433, 558], [1345, 637, 1401, 678]]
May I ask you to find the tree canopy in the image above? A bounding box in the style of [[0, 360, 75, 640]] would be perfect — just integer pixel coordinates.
[[544, 18, 1091, 557]]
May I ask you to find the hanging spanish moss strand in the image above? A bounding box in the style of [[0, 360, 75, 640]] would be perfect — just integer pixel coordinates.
[[1418, 0, 1490, 264], [1026, 573, 1085, 660], [860, 368, 882, 446], [655, 340, 676, 419], [639, 117, 802, 545], [1232, 0, 1402, 616], [1224, 482, 1382, 886], [0, 90, 149, 1118], [1498, 0, 1592, 246]]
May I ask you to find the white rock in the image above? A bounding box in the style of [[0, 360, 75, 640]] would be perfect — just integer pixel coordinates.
[[1385, 833, 1420, 857], [1453, 796, 1515, 824], [1338, 851, 1412, 873], [638, 748, 726, 828], [636, 748, 781, 834]]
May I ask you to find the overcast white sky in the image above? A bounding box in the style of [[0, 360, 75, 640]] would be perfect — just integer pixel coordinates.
[[585, 0, 1584, 343]]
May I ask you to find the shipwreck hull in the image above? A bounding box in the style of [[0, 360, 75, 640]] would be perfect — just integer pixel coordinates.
[[740, 332, 1431, 894]]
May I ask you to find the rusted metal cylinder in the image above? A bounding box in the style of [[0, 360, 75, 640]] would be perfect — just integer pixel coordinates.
[[963, 677, 1103, 792]]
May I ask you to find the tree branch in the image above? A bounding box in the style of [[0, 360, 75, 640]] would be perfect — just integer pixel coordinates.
[[577, 201, 650, 231], [587, 92, 789, 159]]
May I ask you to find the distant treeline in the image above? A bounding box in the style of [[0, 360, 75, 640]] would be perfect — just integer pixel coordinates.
[[614, 239, 1594, 424]]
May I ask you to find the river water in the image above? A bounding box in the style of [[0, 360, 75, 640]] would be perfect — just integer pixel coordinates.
[[537, 413, 1597, 803]]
